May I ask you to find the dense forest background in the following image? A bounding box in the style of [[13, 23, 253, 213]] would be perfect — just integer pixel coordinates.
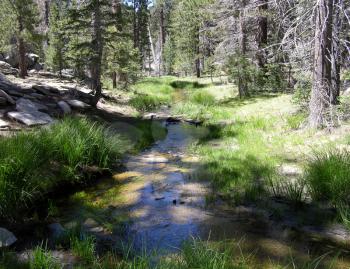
[[1, 0, 349, 128]]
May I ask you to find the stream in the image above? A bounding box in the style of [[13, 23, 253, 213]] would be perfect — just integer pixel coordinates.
[[56, 119, 350, 267]]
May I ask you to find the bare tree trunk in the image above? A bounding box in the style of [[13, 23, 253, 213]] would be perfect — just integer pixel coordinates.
[[18, 18, 27, 79], [91, 0, 103, 105], [238, 0, 249, 98], [309, 0, 333, 128], [195, 29, 201, 78], [256, 0, 268, 69], [112, 0, 122, 88], [133, 0, 138, 49], [331, 0, 342, 104], [159, 5, 165, 75]]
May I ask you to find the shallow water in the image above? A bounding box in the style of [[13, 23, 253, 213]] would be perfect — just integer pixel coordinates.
[[59, 121, 350, 268]]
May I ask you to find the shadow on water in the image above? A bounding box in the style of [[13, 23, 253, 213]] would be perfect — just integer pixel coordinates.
[[54, 120, 350, 268]]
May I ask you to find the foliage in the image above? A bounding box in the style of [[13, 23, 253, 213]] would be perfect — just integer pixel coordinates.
[[46, 1, 68, 74]]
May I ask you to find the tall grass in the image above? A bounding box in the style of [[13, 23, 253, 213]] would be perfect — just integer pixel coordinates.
[[29, 245, 60, 269], [304, 150, 350, 205], [0, 117, 125, 219], [189, 91, 216, 106], [130, 94, 169, 112]]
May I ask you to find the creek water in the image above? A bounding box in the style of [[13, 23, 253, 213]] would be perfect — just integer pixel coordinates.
[[58, 120, 350, 268]]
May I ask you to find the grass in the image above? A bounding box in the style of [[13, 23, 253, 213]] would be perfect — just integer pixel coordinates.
[[29, 245, 60, 269], [0, 117, 125, 219], [71, 234, 96, 264], [304, 149, 350, 205], [129, 94, 169, 112]]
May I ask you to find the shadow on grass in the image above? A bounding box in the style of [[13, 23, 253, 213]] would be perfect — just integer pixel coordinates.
[[170, 80, 208, 90], [219, 93, 280, 107]]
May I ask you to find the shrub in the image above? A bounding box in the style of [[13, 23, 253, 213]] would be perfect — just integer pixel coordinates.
[[189, 91, 216, 106], [304, 150, 350, 205]]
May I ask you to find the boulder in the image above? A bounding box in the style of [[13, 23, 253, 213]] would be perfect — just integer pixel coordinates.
[[0, 119, 10, 128], [7, 111, 53, 126], [0, 228, 17, 248], [33, 62, 43, 71], [32, 85, 60, 96], [0, 61, 18, 75], [0, 97, 7, 106], [5, 53, 39, 69], [16, 98, 49, 113], [66, 99, 91, 109], [0, 89, 15, 105], [48, 223, 66, 239], [57, 101, 71, 114]]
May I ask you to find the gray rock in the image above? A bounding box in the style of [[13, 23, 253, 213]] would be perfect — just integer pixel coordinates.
[[0, 97, 7, 105], [7, 111, 53, 126], [66, 99, 91, 109], [16, 98, 48, 113], [32, 85, 59, 96], [0, 119, 9, 127], [33, 63, 43, 71], [0, 228, 17, 247], [48, 223, 66, 239], [30, 93, 45, 100], [0, 61, 18, 75], [57, 101, 71, 114], [0, 89, 15, 105]]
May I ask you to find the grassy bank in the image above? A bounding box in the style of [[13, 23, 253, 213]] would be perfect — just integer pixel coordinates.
[[0, 234, 339, 269], [131, 76, 350, 221], [0, 117, 126, 220]]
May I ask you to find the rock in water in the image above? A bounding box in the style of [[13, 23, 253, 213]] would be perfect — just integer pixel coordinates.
[[57, 101, 71, 114], [0, 228, 17, 247]]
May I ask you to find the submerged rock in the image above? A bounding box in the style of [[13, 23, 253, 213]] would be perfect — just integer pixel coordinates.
[[0, 228, 17, 247]]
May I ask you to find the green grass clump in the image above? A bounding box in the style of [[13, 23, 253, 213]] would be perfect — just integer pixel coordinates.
[[189, 91, 216, 106], [29, 246, 60, 269], [305, 150, 350, 205], [286, 112, 307, 129], [0, 117, 125, 219], [71, 234, 96, 265], [130, 94, 169, 112]]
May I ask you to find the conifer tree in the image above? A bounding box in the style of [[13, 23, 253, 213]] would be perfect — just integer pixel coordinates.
[[3, 0, 39, 78]]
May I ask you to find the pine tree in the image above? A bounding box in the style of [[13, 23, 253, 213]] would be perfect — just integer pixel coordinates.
[[46, 0, 68, 76], [3, 0, 39, 78], [66, 0, 117, 105]]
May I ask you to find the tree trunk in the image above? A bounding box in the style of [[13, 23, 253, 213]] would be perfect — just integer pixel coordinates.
[[91, 0, 103, 105], [195, 29, 201, 78], [256, 0, 268, 69], [330, 0, 342, 104], [309, 0, 333, 128], [112, 71, 117, 88], [238, 0, 249, 98], [18, 18, 27, 79], [159, 5, 165, 75], [133, 0, 138, 49]]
